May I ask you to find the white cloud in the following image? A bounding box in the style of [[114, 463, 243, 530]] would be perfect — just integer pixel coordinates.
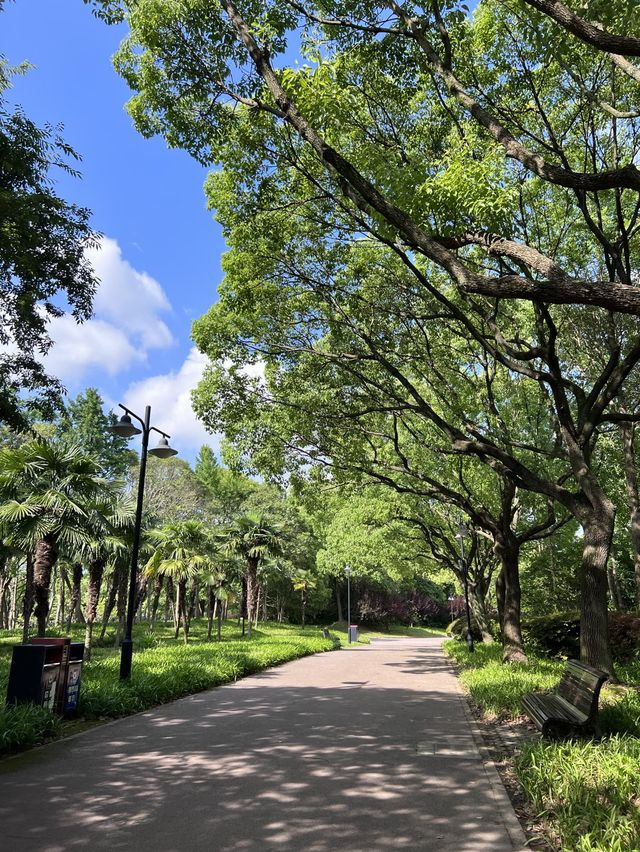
[[45, 315, 144, 382], [122, 347, 220, 456], [42, 236, 175, 384], [87, 237, 174, 350]]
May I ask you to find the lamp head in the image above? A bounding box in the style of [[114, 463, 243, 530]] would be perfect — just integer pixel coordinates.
[[344, 565, 351, 576], [148, 436, 178, 459], [109, 414, 142, 438]]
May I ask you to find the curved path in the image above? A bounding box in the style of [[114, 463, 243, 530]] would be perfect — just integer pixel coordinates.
[[0, 636, 525, 851]]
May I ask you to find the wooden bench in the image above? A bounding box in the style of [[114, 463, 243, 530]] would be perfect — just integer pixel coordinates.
[[521, 660, 608, 738]]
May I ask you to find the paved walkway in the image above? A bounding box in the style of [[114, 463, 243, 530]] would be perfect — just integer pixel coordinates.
[[0, 637, 525, 851]]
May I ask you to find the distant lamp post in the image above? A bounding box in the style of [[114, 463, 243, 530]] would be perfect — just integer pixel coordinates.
[[109, 404, 177, 679], [345, 565, 352, 643], [455, 522, 475, 653]]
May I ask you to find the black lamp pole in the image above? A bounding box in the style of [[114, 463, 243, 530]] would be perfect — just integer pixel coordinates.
[[345, 566, 351, 643], [458, 522, 475, 653], [110, 404, 176, 680]]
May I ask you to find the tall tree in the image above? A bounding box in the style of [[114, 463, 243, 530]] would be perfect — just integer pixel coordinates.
[[223, 513, 284, 636], [145, 519, 210, 643], [0, 440, 112, 635], [0, 45, 98, 427], [92, 0, 640, 672]]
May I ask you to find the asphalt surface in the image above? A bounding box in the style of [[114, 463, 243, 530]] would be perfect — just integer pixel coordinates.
[[0, 636, 525, 851]]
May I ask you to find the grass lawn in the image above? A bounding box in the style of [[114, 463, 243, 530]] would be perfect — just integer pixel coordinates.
[[0, 619, 336, 755], [444, 640, 640, 851]]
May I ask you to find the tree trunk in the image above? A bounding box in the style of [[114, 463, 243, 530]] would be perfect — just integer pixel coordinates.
[[255, 583, 261, 627], [188, 580, 199, 621], [66, 561, 83, 631], [22, 554, 35, 643], [56, 565, 66, 627], [335, 580, 343, 622], [245, 559, 258, 637], [116, 562, 128, 646], [151, 573, 163, 629], [207, 585, 215, 640], [33, 536, 58, 637], [173, 578, 182, 639], [84, 557, 105, 662], [179, 578, 189, 643], [494, 535, 527, 663], [607, 557, 625, 611], [580, 507, 615, 675], [468, 581, 493, 643], [619, 420, 640, 609], [99, 567, 119, 641], [495, 568, 505, 635], [134, 574, 148, 621]]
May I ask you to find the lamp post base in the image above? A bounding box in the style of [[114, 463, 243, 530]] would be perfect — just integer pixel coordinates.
[[119, 638, 133, 680], [466, 631, 475, 653]]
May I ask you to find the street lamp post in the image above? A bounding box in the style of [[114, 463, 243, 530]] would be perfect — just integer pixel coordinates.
[[456, 522, 475, 653], [345, 565, 352, 643], [109, 404, 177, 679]]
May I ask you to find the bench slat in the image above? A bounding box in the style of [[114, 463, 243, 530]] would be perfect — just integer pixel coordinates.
[[521, 659, 608, 738]]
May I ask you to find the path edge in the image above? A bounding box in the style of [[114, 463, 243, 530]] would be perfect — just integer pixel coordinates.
[[443, 644, 529, 851]]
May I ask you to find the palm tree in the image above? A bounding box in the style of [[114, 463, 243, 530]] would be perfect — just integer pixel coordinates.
[[77, 495, 134, 660], [292, 569, 317, 628], [145, 519, 209, 643], [224, 513, 284, 637], [0, 440, 113, 637]]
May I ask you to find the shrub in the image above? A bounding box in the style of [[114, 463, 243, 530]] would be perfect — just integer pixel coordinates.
[[522, 611, 640, 662], [522, 611, 580, 658], [608, 612, 640, 662]]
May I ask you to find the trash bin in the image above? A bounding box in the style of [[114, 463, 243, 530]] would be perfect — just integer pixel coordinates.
[[6, 643, 65, 711], [348, 624, 359, 642], [6, 637, 85, 716]]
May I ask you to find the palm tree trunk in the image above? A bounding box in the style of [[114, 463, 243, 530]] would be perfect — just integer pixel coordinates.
[[217, 601, 223, 641], [22, 554, 35, 643], [134, 574, 148, 622], [207, 585, 215, 640], [66, 561, 83, 631], [246, 558, 258, 638], [179, 578, 189, 643], [84, 557, 105, 662], [99, 566, 119, 641], [34, 535, 57, 637], [116, 562, 128, 646], [55, 566, 66, 627], [151, 573, 163, 629]]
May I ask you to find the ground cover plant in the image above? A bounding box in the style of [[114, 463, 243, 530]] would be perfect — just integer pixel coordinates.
[[0, 620, 336, 755], [444, 640, 640, 850]]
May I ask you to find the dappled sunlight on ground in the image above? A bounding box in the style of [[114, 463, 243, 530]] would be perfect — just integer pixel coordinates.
[[0, 638, 519, 851]]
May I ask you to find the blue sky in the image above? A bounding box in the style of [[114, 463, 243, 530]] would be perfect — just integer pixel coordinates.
[[3, 0, 225, 459]]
